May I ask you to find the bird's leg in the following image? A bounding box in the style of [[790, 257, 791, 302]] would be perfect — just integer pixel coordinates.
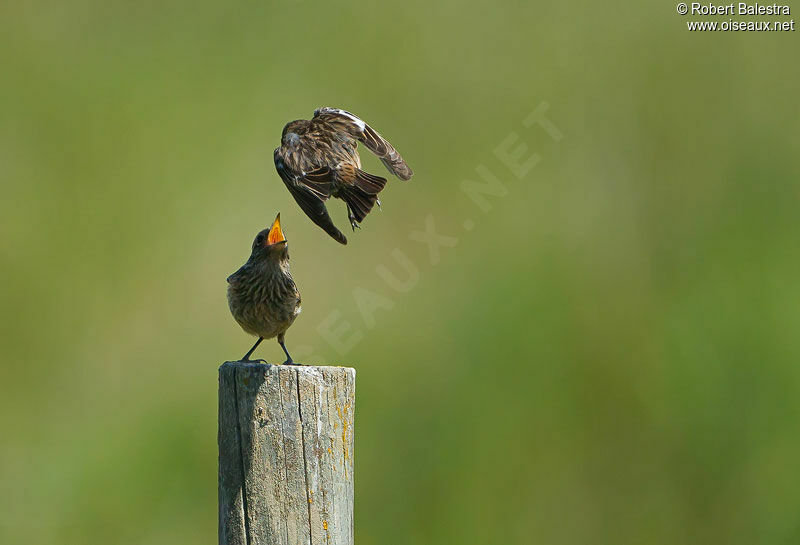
[[278, 333, 298, 365], [241, 337, 268, 363], [347, 205, 361, 231]]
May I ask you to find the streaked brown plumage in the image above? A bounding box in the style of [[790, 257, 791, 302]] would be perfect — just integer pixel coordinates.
[[227, 214, 301, 364], [274, 107, 413, 245]]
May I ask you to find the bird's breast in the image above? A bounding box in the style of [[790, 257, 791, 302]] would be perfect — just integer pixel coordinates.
[[227, 269, 300, 338]]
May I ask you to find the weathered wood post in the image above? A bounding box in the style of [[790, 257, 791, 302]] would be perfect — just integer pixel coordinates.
[[219, 362, 355, 545]]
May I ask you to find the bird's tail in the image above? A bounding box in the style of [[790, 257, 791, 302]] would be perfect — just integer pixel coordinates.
[[342, 169, 387, 223]]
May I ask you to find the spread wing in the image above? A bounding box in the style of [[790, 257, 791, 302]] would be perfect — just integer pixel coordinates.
[[313, 107, 413, 181], [274, 149, 348, 245]]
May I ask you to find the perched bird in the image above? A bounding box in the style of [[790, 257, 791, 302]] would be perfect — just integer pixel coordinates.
[[274, 107, 413, 245], [227, 213, 301, 364]]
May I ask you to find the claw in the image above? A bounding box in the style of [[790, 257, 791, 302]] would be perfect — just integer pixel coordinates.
[[347, 206, 361, 231]]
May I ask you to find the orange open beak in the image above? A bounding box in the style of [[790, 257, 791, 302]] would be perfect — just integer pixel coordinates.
[[267, 213, 286, 245]]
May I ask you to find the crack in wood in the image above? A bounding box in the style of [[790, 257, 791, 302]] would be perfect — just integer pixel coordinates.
[[233, 368, 252, 545], [296, 369, 315, 543]]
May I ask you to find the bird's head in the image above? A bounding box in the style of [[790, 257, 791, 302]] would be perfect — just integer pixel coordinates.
[[251, 213, 289, 262], [281, 120, 309, 148]]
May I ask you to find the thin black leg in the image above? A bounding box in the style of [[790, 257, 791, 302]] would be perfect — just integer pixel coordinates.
[[241, 337, 267, 363], [278, 333, 297, 365], [347, 205, 361, 231]]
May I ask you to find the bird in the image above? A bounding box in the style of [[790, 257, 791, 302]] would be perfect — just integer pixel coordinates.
[[227, 213, 301, 365], [274, 107, 413, 245]]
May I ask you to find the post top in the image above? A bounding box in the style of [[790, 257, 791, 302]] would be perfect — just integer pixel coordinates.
[[220, 360, 355, 375]]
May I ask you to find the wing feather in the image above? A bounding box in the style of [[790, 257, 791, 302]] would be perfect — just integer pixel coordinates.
[[313, 107, 413, 180], [274, 149, 347, 245]]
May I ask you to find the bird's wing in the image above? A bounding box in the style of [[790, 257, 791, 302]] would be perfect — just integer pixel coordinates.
[[227, 263, 248, 284], [274, 149, 348, 245], [313, 107, 413, 180]]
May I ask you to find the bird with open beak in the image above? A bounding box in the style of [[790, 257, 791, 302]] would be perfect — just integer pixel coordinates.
[[274, 107, 413, 245], [227, 213, 301, 364]]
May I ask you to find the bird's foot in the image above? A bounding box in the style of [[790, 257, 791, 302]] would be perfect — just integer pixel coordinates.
[[283, 358, 301, 366], [347, 207, 361, 231], [241, 358, 269, 364]]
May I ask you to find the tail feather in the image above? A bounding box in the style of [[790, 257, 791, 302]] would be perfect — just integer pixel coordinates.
[[341, 185, 377, 223], [353, 168, 386, 194]]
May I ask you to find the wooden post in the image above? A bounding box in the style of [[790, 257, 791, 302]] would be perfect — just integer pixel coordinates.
[[219, 362, 355, 545]]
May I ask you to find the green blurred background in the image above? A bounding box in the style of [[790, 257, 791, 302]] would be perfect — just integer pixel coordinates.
[[2, 1, 799, 543]]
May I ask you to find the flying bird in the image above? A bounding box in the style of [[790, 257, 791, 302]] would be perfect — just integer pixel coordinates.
[[227, 213, 301, 364], [274, 107, 413, 245]]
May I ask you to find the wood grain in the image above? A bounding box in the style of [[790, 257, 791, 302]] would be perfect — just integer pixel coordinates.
[[219, 362, 355, 545]]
